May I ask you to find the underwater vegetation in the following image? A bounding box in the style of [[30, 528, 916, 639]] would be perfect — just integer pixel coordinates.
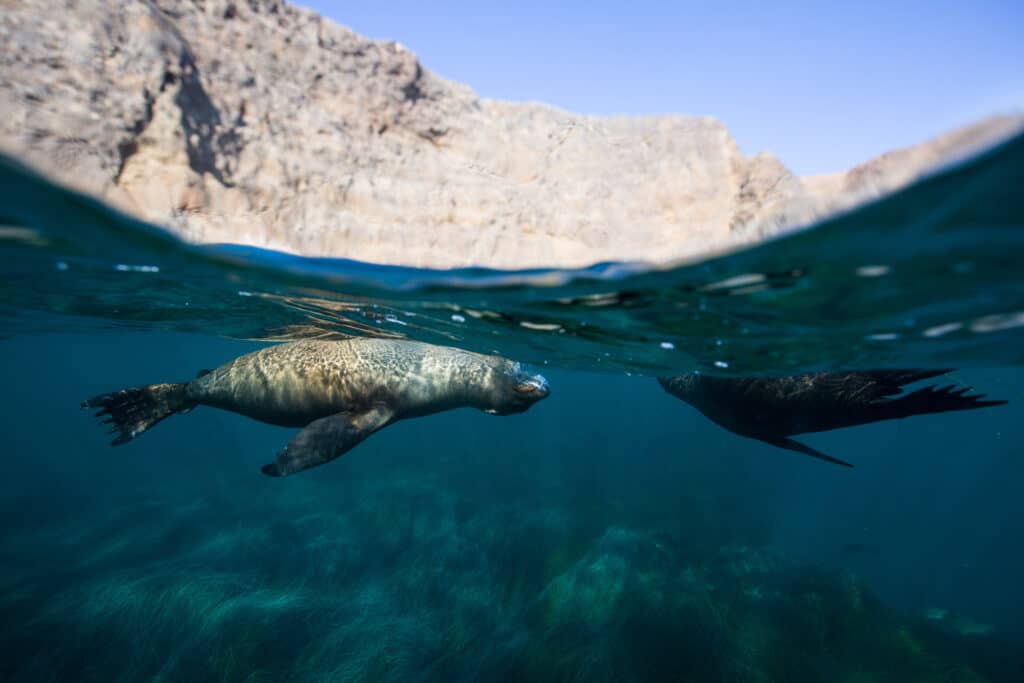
[[0, 470, 1019, 683]]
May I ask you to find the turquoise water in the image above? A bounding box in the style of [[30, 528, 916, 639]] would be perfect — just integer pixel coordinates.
[[1, 133, 1023, 681]]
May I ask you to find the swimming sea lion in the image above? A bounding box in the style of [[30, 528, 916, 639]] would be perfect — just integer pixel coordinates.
[[658, 369, 1006, 467], [82, 339, 550, 477]]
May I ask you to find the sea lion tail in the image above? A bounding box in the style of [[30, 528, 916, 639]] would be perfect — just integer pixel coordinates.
[[81, 383, 195, 445], [880, 383, 1008, 420]]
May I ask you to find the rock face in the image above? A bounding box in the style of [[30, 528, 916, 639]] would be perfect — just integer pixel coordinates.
[[1, 0, 1021, 269]]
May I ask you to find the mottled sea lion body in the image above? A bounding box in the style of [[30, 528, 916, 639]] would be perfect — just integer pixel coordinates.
[[83, 339, 549, 477], [193, 339, 533, 426]]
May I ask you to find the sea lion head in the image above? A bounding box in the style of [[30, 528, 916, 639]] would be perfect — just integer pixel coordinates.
[[483, 360, 550, 415]]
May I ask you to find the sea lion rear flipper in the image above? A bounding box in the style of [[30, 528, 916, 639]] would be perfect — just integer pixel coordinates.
[[82, 383, 195, 445], [261, 407, 393, 477], [760, 436, 854, 468]]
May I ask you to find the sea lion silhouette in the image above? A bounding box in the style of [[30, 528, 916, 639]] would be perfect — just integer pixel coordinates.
[[658, 369, 1006, 467]]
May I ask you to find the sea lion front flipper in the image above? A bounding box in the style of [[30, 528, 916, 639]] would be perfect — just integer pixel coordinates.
[[261, 407, 393, 477], [760, 435, 854, 468]]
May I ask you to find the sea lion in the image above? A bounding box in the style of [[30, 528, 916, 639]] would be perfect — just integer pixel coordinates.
[[82, 339, 550, 477], [658, 369, 1006, 467]]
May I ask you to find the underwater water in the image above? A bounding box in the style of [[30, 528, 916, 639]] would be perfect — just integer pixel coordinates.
[[1, 132, 1023, 682]]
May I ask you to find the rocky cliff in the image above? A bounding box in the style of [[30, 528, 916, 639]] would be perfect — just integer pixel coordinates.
[[1, 0, 1020, 269]]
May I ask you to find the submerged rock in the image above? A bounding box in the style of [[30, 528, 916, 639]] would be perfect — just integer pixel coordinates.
[[924, 607, 995, 638]]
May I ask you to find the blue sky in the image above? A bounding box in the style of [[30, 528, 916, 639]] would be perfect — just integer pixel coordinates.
[[299, 1, 1023, 175]]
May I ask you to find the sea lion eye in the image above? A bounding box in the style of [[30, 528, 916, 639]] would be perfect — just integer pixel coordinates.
[[515, 383, 536, 394]]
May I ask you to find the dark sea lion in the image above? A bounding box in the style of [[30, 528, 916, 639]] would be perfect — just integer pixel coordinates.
[[658, 369, 1006, 467], [82, 339, 550, 477]]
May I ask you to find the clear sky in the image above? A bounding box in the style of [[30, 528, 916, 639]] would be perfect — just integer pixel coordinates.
[[299, 1, 1023, 176]]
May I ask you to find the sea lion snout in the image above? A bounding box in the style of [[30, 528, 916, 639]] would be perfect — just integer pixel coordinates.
[[516, 374, 550, 400], [484, 364, 550, 415]]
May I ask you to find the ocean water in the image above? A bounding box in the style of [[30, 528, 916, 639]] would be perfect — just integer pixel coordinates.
[[1, 132, 1023, 682]]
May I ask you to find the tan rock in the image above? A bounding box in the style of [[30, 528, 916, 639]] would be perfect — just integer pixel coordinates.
[[1, 0, 1020, 269]]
